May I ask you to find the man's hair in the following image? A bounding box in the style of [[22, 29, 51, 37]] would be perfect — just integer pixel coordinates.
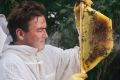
[[7, 1, 46, 42]]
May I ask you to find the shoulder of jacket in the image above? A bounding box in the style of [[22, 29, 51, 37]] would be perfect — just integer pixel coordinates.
[[0, 51, 23, 66]]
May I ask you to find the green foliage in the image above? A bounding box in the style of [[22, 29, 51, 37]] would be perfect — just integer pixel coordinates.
[[44, 0, 79, 48]]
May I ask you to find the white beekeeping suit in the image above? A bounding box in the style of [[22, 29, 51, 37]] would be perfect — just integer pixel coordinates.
[[0, 14, 12, 56], [0, 14, 12, 44], [0, 25, 6, 55]]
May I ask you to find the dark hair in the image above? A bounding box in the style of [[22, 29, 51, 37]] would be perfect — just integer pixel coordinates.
[[7, 1, 46, 42]]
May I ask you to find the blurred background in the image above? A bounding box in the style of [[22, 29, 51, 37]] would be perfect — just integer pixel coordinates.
[[0, 0, 120, 80]]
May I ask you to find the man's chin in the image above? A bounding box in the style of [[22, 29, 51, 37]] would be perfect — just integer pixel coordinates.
[[38, 45, 45, 51]]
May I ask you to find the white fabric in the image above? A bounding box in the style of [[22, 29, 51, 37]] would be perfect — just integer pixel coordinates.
[[0, 27, 7, 55], [0, 44, 80, 80], [0, 14, 13, 44]]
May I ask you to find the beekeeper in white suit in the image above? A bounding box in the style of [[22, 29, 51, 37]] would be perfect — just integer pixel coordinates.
[[0, 1, 86, 80]]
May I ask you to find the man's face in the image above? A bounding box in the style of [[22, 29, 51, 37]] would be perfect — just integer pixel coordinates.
[[23, 16, 48, 49]]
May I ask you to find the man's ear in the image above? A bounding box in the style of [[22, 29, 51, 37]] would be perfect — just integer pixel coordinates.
[[16, 28, 25, 41]]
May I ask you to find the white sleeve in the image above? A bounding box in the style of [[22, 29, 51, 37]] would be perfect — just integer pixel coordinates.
[[50, 46, 80, 80], [0, 14, 13, 44], [0, 26, 7, 55]]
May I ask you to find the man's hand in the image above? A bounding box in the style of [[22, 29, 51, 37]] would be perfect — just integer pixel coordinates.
[[70, 73, 88, 80]]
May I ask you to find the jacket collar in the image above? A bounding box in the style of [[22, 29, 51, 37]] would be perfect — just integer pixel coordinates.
[[2, 44, 39, 56]]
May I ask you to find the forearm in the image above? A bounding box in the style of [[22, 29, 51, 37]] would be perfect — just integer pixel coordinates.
[[0, 27, 7, 54], [56, 46, 80, 80]]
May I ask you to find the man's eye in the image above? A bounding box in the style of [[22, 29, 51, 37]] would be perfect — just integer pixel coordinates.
[[37, 29, 43, 32], [37, 28, 46, 32]]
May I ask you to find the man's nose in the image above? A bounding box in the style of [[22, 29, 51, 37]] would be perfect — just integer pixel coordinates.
[[43, 30, 48, 39]]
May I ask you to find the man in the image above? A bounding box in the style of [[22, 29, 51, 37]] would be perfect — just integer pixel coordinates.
[[0, 1, 81, 80]]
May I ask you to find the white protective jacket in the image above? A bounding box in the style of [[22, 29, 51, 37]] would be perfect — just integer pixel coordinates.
[[0, 26, 7, 54], [0, 14, 12, 45], [0, 44, 80, 80], [0, 14, 7, 54]]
